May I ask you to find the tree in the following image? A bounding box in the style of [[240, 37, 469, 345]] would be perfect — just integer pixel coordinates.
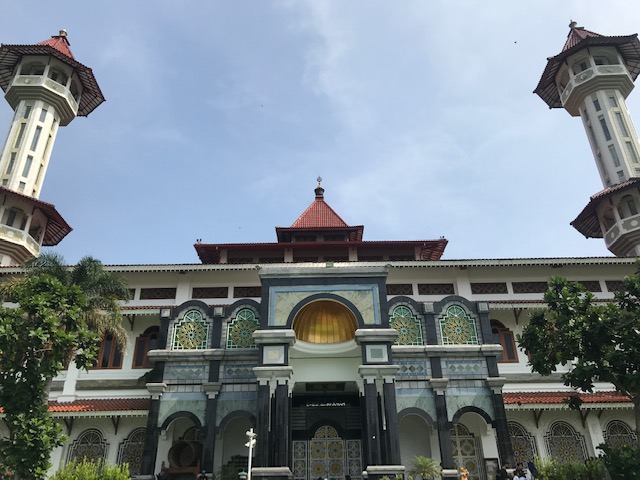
[[0, 254, 131, 479], [21, 253, 131, 348], [408, 455, 442, 480], [518, 273, 640, 448]]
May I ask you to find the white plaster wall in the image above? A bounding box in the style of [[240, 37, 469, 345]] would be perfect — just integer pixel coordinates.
[[398, 414, 433, 469]]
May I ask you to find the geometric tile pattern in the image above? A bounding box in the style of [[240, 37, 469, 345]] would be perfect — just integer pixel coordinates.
[[508, 422, 538, 467], [544, 421, 588, 462], [444, 358, 487, 378], [440, 305, 478, 345], [226, 308, 259, 348], [450, 424, 483, 480], [395, 359, 429, 378], [390, 305, 423, 345], [604, 420, 637, 449], [67, 428, 108, 464], [173, 310, 209, 350], [117, 427, 146, 475], [164, 364, 207, 381], [221, 362, 257, 381]]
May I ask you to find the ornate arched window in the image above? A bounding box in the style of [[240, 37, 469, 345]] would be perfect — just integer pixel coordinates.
[[117, 428, 146, 474], [133, 326, 159, 368], [440, 305, 478, 345], [544, 421, 587, 462], [67, 429, 108, 464], [508, 422, 538, 466], [491, 320, 518, 362], [604, 420, 637, 448], [389, 305, 423, 345], [450, 424, 482, 480], [173, 309, 209, 350], [227, 308, 260, 348]]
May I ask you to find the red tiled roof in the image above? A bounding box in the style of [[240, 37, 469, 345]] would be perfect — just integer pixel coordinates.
[[504, 391, 630, 405], [290, 187, 348, 229], [562, 22, 603, 51], [1, 398, 150, 414], [48, 398, 149, 412], [571, 178, 640, 238], [534, 23, 640, 109], [37, 31, 74, 59]]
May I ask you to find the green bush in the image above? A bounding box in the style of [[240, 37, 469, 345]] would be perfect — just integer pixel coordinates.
[[533, 456, 606, 480], [49, 459, 130, 480], [599, 443, 640, 480]]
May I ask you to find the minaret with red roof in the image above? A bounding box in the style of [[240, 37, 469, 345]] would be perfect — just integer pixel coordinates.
[[0, 30, 104, 265], [536, 22, 640, 256]]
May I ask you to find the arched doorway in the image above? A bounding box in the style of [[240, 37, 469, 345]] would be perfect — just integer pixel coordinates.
[[450, 424, 483, 480], [398, 413, 435, 469], [292, 425, 362, 480]]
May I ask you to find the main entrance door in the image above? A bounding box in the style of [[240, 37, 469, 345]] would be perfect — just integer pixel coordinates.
[[293, 426, 362, 480]]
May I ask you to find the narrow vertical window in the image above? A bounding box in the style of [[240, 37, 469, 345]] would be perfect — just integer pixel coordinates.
[[6, 153, 16, 174], [608, 93, 618, 107], [22, 156, 33, 177], [627, 197, 639, 216], [593, 98, 601, 111], [14, 123, 26, 148], [609, 145, 621, 167], [617, 170, 626, 182], [1, 180, 7, 186], [6, 209, 16, 227], [599, 116, 612, 141], [615, 112, 629, 137], [39, 109, 47, 123], [18, 181, 25, 193], [23, 105, 32, 119], [35, 164, 43, 185], [583, 108, 589, 122], [587, 125, 598, 148], [626, 142, 640, 163], [30, 127, 42, 151]]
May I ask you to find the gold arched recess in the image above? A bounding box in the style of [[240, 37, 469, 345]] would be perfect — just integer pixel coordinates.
[[293, 300, 358, 343]]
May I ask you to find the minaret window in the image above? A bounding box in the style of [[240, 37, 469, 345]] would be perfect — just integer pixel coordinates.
[[30, 127, 41, 151], [48, 67, 68, 86], [617, 171, 625, 182], [5, 209, 17, 227], [70, 80, 80, 101], [20, 62, 44, 76], [6, 153, 16, 174], [571, 58, 590, 75], [624, 196, 638, 216], [22, 156, 33, 177], [599, 116, 612, 141], [39, 109, 47, 123], [18, 182, 25, 193], [35, 164, 43, 185], [592, 96, 601, 111], [14, 123, 25, 148], [23, 105, 32, 119], [626, 142, 639, 163], [608, 93, 618, 107], [615, 113, 629, 137], [609, 145, 621, 167]]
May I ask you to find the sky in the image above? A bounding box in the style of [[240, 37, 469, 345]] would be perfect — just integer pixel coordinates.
[[1, 1, 640, 265]]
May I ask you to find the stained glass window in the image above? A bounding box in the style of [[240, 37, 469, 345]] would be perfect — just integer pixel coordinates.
[[227, 308, 259, 348], [67, 429, 108, 464], [390, 305, 423, 345], [544, 421, 587, 462], [117, 428, 146, 475], [173, 309, 209, 350], [508, 422, 538, 467], [604, 420, 637, 449], [440, 305, 478, 345]]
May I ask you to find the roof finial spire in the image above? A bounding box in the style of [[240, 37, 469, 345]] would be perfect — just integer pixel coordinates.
[[315, 176, 324, 199], [569, 20, 578, 30], [59, 29, 67, 37]]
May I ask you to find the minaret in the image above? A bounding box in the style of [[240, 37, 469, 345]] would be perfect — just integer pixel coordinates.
[[0, 30, 104, 265], [535, 22, 640, 256]]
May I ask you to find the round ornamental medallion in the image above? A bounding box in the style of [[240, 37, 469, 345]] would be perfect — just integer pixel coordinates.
[[443, 306, 474, 344], [177, 321, 206, 349]]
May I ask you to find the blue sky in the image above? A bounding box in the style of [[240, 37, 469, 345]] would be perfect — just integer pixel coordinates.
[[1, 1, 639, 265]]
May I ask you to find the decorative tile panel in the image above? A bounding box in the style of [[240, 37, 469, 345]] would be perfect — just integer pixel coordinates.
[[140, 287, 177, 300], [221, 362, 258, 381], [226, 308, 259, 348], [164, 363, 208, 383], [395, 388, 436, 420], [418, 283, 455, 295], [234, 286, 262, 298], [439, 305, 479, 345], [470, 282, 508, 294], [512, 282, 548, 293], [443, 358, 487, 379], [158, 392, 207, 427], [215, 391, 258, 425], [386, 284, 414, 296], [605, 280, 624, 292], [390, 305, 423, 345], [192, 287, 229, 299], [395, 359, 429, 378], [576, 280, 602, 292], [445, 386, 494, 421]]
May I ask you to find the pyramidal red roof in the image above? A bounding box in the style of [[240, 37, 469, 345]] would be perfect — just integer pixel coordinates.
[[290, 185, 349, 228], [37, 30, 74, 59], [562, 21, 603, 51]]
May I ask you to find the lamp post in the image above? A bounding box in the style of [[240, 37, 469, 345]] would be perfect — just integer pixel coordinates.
[[245, 428, 257, 480]]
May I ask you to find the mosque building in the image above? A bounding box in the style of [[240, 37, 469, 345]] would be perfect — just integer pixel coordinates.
[[0, 23, 638, 480]]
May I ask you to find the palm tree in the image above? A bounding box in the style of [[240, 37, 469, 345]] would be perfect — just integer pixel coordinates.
[[409, 456, 442, 480], [2, 252, 131, 349]]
